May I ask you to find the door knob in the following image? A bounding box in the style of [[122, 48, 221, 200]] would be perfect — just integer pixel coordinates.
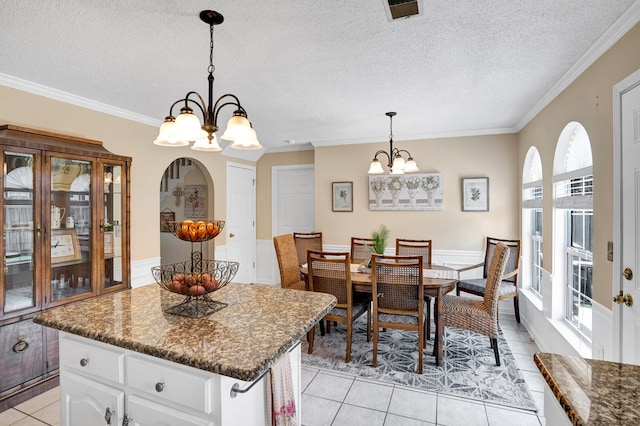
[[229, 233, 235, 238], [613, 291, 634, 307], [624, 267, 633, 280]]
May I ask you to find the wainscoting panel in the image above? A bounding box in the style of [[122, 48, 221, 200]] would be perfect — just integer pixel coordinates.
[[132, 257, 159, 288]]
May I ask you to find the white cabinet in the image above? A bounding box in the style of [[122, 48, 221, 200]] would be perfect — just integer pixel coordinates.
[[58, 332, 301, 425], [61, 372, 124, 426]]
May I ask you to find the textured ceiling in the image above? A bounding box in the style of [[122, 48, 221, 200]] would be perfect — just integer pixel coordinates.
[[0, 0, 638, 152]]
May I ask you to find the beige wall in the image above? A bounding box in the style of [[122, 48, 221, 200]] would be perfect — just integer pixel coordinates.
[[313, 135, 520, 249], [255, 150, 315, 239], [518, 23, 640, 306], [0, 85, 241, 262]]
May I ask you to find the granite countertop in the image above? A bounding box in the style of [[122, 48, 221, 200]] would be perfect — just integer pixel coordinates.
[[534, 352, 640, 425], [34, 283, 336, 382]]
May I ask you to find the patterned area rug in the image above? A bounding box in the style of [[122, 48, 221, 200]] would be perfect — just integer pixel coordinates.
[[300, 316, 537, 411]]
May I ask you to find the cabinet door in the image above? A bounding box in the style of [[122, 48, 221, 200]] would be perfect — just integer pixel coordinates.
[[48, 155, 94, 305], [127, 395, 213, 426], [2, 150, 40, 317], [101, 162, 128, 292], [61, 372, 124, 426], [0, 319, 44, 394]]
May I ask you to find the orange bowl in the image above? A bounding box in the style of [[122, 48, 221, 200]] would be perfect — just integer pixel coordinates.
[[167, 220, 225, 242]]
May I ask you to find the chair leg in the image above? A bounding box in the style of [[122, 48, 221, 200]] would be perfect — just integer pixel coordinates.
[[319, 320, 325, 336], [426, 298, 431, 341], [418, 325, 424, 374], [366, 308, 371, 342], [490, 337, 500, 366], [514, 294, 521, 323], [346, 320, 352, 364], [326, 320, 331, 333], [307, 326, 315, 354], [372, 318, 378, 368]]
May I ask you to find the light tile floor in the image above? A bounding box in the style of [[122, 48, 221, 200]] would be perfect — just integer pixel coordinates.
[[0, 313, 546, 426]]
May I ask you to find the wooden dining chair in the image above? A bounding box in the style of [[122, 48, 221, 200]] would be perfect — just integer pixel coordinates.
[[456, 237, 521, 323], [293, 232, 322, 266], [351, 237, 374, 264], [371, 254, 425, 373], [396, 238, 434, 340], [273, 234, 306, 291], [306, 250, 370, 363], [443, 242, 510, 366]]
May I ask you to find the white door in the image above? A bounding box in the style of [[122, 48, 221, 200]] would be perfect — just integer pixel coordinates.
[[226, 163, 256, 284], [272, 165, 315, 235], [616, 72, 640, 363]]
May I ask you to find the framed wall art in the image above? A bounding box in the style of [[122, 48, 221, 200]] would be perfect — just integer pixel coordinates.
[[159, 210, 175, 232], [332, 181, 353, 212], [368, 173, 443, 211], [184, 184, 207, 219], [461, 177, 489, 211]]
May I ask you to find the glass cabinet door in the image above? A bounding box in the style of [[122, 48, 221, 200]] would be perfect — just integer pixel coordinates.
[[50, 156, 92, 303], [102, 163, 125, 290], [3, 151, 37, 315]]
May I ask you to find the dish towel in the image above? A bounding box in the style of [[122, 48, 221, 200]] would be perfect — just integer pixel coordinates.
[[267, 351, 298, 426]]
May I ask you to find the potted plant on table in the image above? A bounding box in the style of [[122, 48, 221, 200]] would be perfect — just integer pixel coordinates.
[[360, 224, 390, 271]]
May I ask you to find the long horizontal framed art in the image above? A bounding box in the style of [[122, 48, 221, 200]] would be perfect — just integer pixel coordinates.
[[368, 173, 443, 211]]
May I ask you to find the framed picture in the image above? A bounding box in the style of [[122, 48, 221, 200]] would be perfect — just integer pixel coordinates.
[[462, 177, 489, 211], [184, 185, 207, 219], [51, 229, 82, 264], [332, 181, 353, 212], [160, 210, 175, 232], [368, 173, 443, 211]]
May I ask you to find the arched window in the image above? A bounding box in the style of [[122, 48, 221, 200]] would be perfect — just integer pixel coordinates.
[[522, 147, 543, 295], [553, 122, 593, 340]]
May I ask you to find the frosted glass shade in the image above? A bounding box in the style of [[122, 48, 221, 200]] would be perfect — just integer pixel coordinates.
[[230, 126, 262, 150], [221, 114, 252, 141], [153, 120, 189, 147], [174, 109, 203, 142], [368, 160, 384, 174], [391, 157, 406, 174], [191, 133, 222, 151], [403, 159, 419, 173]]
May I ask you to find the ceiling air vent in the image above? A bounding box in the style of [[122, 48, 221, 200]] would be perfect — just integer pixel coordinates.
[[384, 0, 422, 21]]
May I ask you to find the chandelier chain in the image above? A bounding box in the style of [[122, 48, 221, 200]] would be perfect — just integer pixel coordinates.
[[208, 24, 215, 75]]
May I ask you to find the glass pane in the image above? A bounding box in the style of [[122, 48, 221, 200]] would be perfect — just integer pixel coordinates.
[[565, 252, 593, 339], [50, 157, 92, 302], [4, 152, 36, 312], [104, 164, 122, 288]]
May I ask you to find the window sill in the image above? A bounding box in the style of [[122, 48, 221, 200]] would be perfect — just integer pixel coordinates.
[[520, 287, 543, 311], [547, 318, 592, 358]]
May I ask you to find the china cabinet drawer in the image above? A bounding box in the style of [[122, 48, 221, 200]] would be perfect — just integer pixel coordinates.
[[59, 334, 124, 384], [126, 355, 213, 414]]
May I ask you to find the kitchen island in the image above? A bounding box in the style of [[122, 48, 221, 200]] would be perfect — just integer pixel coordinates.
[[34, 283, 336, 425], [534, 352, 640, 425]]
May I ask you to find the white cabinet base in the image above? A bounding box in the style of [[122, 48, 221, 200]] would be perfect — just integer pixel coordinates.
[[59, 332, 301, 426]]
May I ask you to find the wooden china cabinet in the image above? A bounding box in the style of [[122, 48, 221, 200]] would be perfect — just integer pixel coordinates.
[[0, 125, 131, 411]]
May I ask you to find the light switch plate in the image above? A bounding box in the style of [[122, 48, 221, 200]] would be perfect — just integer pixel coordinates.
[[607, 241, 613, 262]]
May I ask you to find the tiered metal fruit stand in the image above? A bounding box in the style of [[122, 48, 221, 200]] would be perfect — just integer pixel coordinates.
[[151, 219, 239, 317]]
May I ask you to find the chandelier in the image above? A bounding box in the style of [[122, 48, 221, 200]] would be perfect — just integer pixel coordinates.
[[153, 10, 261, 151], [368, 112, 419, 174]]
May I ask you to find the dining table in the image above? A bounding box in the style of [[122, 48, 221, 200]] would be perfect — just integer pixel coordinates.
[[300, 262, 458, 367]]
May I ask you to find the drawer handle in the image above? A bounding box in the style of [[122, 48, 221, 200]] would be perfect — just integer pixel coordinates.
[[155, 382, 164, 392], [80, 358, 89, 367], [104, 407, 115, 425], [12, 336, 29, 354]]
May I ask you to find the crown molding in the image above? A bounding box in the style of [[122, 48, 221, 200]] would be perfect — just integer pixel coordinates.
[[516, 0, 640, 131], [0, 72, 160, 127]]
